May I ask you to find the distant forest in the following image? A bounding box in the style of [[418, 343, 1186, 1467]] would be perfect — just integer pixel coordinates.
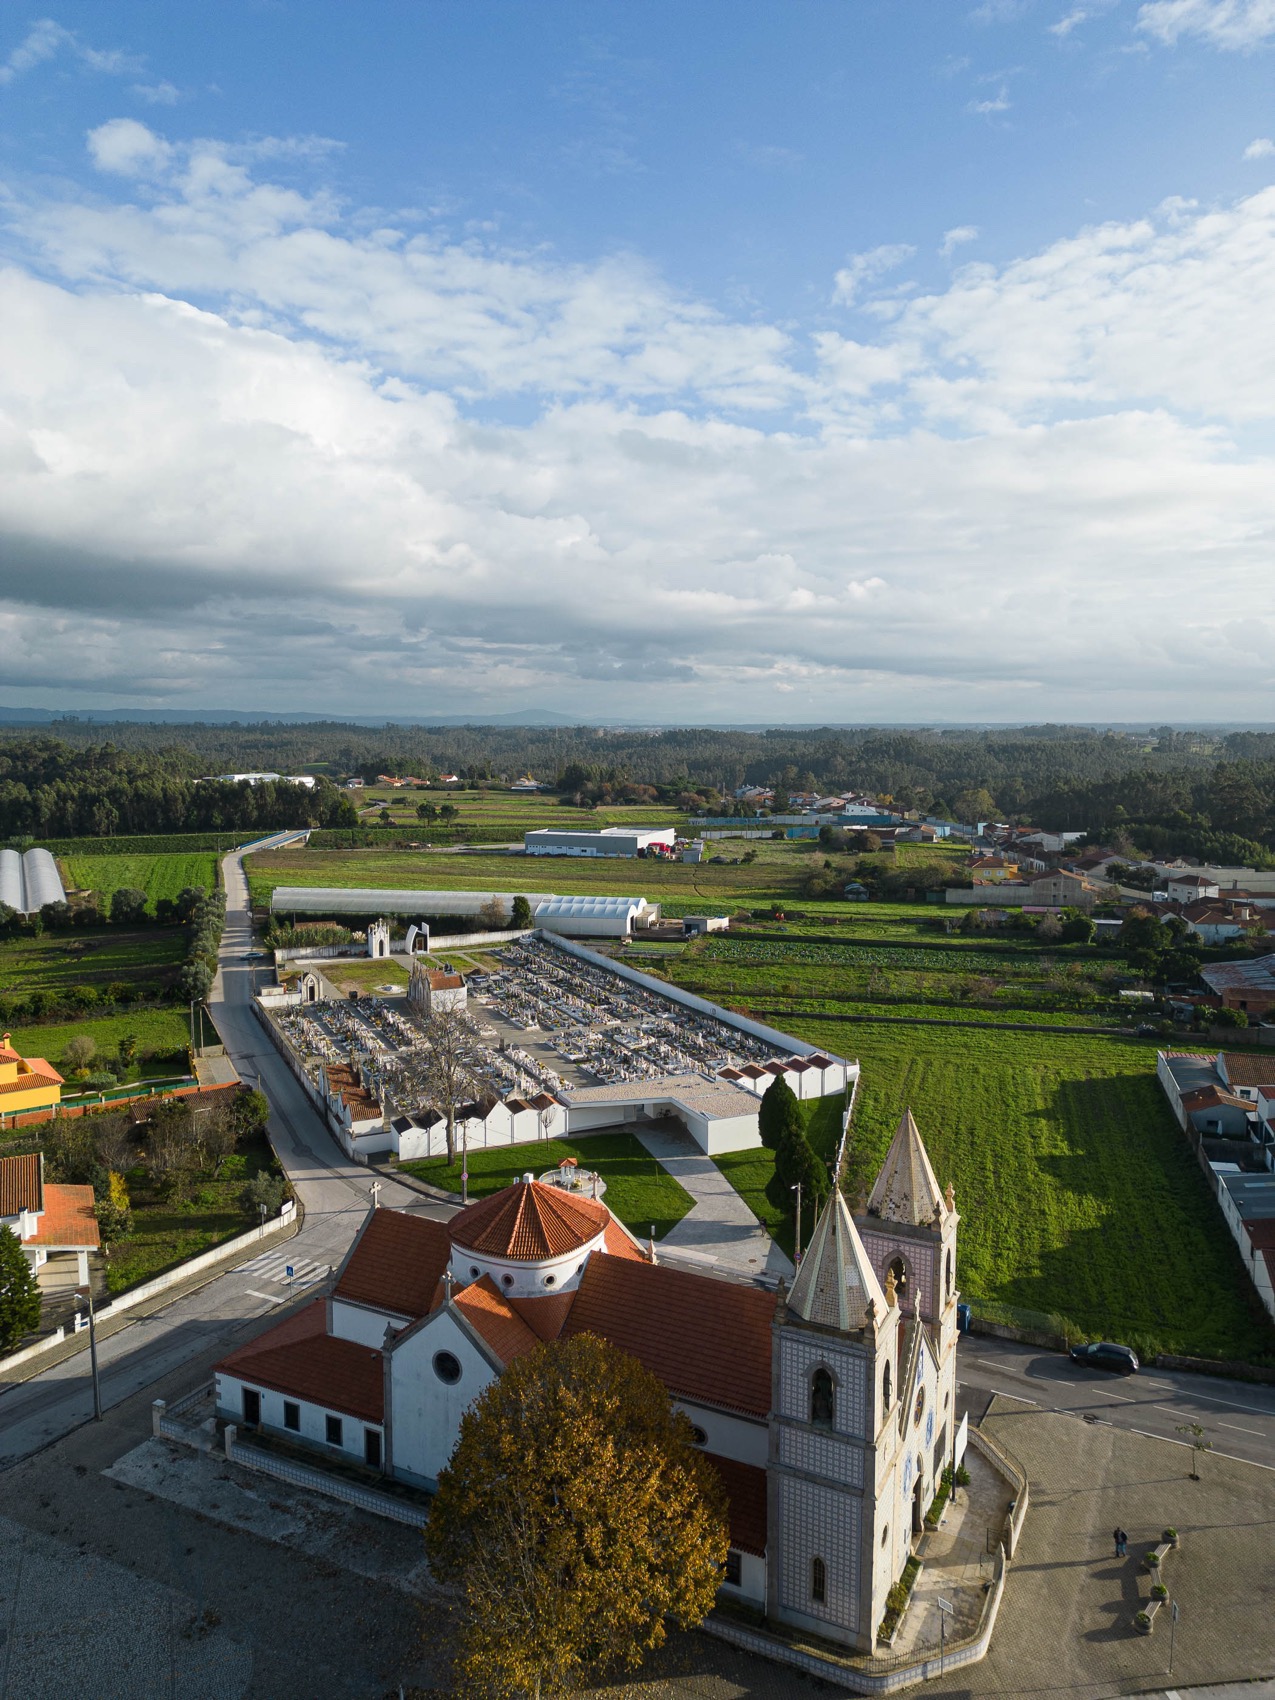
[[2, 722, 1274, 864]]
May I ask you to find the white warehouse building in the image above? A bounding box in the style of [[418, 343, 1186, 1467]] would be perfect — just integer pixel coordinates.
[[532, 894, 657, 937], [525, 827, 676, 858]]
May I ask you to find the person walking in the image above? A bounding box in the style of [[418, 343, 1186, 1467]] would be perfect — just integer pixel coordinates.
[[1113, 1527, 1128, 1558]]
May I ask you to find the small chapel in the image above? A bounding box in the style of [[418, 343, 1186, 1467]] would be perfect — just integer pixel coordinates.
[[213, 1109, 958, 1651]]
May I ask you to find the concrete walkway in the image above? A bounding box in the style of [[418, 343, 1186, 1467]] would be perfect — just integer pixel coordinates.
[[634, 1120, 793, 1282]]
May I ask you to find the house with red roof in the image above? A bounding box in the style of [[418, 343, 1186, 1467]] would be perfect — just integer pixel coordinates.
[[1, 1150, 100, 1287], [213, 1114, 961, 1652]]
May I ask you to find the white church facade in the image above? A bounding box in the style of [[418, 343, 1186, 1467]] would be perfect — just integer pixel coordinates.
[[213, 1111, 958, 1651]]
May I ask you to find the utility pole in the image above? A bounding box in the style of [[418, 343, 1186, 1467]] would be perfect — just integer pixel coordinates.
[[75, 1286, 102, 1422], [791, 1181, 803, 1265], [1169, 1599, 1178, 1675], [461, 1122, 469, 1206]]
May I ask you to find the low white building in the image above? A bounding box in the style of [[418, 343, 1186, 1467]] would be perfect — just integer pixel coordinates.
[[525, 827, 676, 858], [532, 894, 656, 937], [408, 961, 468, 1016]]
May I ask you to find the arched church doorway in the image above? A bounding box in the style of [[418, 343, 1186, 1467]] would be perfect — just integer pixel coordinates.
[[911, 1470, 925, 1536]]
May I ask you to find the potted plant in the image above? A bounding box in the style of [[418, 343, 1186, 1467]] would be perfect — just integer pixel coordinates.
[[1134, 1611, 1152, 1634], [1162, 1527, 1179, 1547], [1143, 1551, 1160, 1571], [1151, 1583, 1168, 1601]]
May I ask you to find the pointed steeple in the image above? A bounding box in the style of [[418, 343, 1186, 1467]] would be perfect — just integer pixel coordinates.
[[866, 1110, 946, 1227], [788, 1189, 888, 1332]]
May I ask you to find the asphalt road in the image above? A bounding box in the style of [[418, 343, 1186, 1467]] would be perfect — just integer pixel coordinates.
[[958, 1333, 1275, 1473], [0, 840, 452, 1468]]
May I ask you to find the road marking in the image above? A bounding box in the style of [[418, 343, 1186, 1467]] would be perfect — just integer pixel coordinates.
[[244, 1290, 277, 1302], [1144, 1379, 1175, 1390], [1217, 1420, 1265, 1436], [1102, 1391, 1136, 1402], [988, 1388, 1038, 1406], [1129, 1428, 1275, 1472], [1155, 1405, 1192, 1419], [1165, 1387, 1275, 1417]]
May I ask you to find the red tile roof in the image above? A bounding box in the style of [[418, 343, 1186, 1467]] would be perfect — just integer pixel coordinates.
[[25, 1184, 100, 1249], [450, 1181, 609, 1261], [561, 1256, 776, 1417], [602, 1220, 648, 1262], [1222, 1053, 1275, 1088], [0, 1152, 41, 1216], [0, 1069, 62, 1097], [507, 1291, 579, 1341], [453, 1276, 542, 1365], [335, 1210, 451, 1319], [1181, 1085, 1251, 1112], [216, 1299, 385, 1422], [704, 1452, 768, 1556], [426, 970, 464, 991]]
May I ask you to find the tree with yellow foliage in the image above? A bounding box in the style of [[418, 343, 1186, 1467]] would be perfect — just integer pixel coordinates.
[[425, 1333, 729, 1699]]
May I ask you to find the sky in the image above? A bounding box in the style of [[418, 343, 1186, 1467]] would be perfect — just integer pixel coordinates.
[[1, 1, 1274, 725]]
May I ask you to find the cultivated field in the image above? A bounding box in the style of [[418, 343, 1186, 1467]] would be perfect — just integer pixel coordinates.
[[721, 1022, 1275, 1365], [353, 785, 684, 831], [61, 853, 220, 909], [0, 930, 186, 995]]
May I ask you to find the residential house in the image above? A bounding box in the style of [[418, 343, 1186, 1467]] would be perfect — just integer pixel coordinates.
[[0, 1033, 63, 1122], [1, 1150, 100, 1287], [1166, 873, 1221, 904]]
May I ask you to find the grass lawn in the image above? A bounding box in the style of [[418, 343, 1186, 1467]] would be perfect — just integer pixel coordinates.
[[355, 787, 685, 830], [104, 1128, 279, 1294], [717, 1024, 1275, 1366], [61, 852, 220, 909], [0, 929, 186, 995], [4, 1008, 192, 1074], [324, 958, 410, 994], [400, 1129, 694, 1240]]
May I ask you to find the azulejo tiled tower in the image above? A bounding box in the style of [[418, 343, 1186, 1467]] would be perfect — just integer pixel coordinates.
[[767, 1110, 959, 1650]]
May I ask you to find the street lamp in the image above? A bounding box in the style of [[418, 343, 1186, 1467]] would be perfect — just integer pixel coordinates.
[[74, 1285, 102, 1422]]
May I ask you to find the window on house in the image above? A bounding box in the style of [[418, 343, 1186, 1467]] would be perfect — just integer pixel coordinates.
[[811, 1557, 827, 1603], [283, 1401, 300, 1432], [325, 1414, 343, 1447], [811, 1368, 835, 1428], [724, 1550, 742, 1587]]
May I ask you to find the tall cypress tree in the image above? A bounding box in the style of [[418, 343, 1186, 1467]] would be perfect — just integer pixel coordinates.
[[0, 1228, 42, 1352]]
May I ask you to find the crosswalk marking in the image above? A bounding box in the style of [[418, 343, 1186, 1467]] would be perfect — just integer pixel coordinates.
[[234, 1248, 328, 1286]]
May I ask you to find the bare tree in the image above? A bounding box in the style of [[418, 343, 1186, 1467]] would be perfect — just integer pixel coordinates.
[[476, 895, 508, 930], [421, 1008, 476, 1165]]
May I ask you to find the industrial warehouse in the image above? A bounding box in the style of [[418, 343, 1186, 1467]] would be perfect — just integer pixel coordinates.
[[256, 931, 855, 1161]]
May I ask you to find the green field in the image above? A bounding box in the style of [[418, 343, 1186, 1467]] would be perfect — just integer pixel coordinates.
[[4, 1009, 192, 1074], [718, 1023, 1275, 1365], [0, 929, 186, 996], [354, 785, 685, 831], [401, 1130, 694, 1240], [62, 853, 220, 909], [248, 835, 827, 912]]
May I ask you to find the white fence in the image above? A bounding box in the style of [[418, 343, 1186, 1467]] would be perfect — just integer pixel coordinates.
[[223, 1424, 428, 1528]]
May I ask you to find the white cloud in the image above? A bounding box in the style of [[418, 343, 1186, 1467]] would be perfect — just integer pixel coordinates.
[[86, 118, 174, 177], [2, 124, 1275, 717], [1049, 8, 1090, 34], [941, 225, 980, 258], [831, 244, 915, 306], [0, 17, 142, 86], [1138, 0, 1275, 48], [1245, 136, 1275, 157], [968, 85, 1012, 113], [132, 80, 180, 106]]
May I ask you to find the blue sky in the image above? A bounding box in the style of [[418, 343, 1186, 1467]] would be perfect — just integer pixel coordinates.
[[0, 1, 1273, 720]]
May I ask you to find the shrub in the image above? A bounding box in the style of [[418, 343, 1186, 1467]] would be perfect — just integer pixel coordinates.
[[1143, 1550, 1160, 1569], [96, 1172, 133, 1242], [1134, 1610, 1151, 1630], [1162, 1527, 1177, 1542], [63, 1034, 97, 1073], [1150, 1583, 1168, 1601], [240, 1171, 285, 1218]]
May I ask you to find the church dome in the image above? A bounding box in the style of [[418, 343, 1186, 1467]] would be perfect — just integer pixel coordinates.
[[450, 1177, 609, 1263]]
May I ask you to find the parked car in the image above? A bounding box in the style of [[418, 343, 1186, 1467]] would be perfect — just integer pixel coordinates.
[[1069, 1341, 1139, 1374]]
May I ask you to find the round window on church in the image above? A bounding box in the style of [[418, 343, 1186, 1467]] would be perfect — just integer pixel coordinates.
[[469, 1266, 480, 1279], [543, 1274, 556, 1288], [691, 1426, 708, 1447], [913, 1385, 926, 1428], [433, 1351, 462, 1385]]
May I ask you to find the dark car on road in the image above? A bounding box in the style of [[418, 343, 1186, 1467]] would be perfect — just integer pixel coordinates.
[[1069, 1341, 1139, 1374]]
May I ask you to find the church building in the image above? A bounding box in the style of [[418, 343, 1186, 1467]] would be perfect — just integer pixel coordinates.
[[212, 1110, 958, 1651]]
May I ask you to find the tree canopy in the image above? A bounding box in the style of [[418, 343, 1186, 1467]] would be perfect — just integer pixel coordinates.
[[425, 1333, 729, 1699], [0, 1223, 42, 1352]]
